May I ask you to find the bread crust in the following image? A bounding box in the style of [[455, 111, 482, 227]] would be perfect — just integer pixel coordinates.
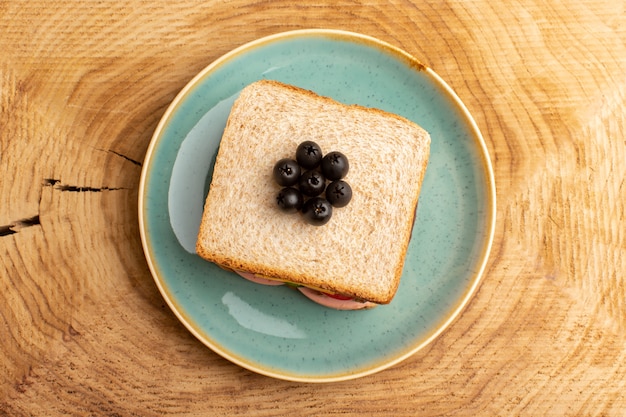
[[196, 80, 430, 304]]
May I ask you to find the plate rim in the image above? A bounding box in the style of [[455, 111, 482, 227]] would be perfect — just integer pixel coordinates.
[[138, 28, 496, 383]]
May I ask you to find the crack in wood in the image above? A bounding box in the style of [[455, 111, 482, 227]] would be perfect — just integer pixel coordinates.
[[93, 147, 142, 166], [0, 215, 41, 236], [54, 185, 126, 192], [2, 178, 130, 237], [108, 150, 142, 167], [43, 178, 128, 192], [43, 178, 60, 186]]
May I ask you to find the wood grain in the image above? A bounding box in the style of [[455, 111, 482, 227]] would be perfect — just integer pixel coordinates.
[[1, 0, 625, 415]]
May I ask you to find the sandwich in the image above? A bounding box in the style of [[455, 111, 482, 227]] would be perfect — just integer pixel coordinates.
[[196, 80, 430, 310]]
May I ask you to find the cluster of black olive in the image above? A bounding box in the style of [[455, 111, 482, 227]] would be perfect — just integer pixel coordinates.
[[273, 141, 352, 226]]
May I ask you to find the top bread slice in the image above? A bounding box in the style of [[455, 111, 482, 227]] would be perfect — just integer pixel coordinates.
[[196, 80, 430, 304]]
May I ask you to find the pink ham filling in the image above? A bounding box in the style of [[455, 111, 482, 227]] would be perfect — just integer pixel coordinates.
[[235, 270, 285, 286], [297, 287, 378, 310], [235, 270, 378, 310]]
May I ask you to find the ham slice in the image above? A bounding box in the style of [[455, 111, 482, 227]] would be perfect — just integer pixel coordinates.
[[235, 270, 285, 286], [235, 271, 378, 310], [297, 287, 377, 310]]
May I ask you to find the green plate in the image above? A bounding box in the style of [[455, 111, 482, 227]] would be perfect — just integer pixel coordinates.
[[139, 29, 496, 382]]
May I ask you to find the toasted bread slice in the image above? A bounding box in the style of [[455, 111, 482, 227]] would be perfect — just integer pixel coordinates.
[[196, 80, 430, 304]]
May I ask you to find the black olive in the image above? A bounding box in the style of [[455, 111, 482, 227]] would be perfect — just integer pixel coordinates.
[[320, 151, 349, 181], [326, 180, 352, 208], [301, 197, 332, 226], [298, 170, 326, 197], [276, 187, 303, 213], [296, 141, 323, 169], [273, 158, 301, 186]]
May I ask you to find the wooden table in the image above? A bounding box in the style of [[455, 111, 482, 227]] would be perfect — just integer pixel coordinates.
[[2, 1, 624, 415]]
